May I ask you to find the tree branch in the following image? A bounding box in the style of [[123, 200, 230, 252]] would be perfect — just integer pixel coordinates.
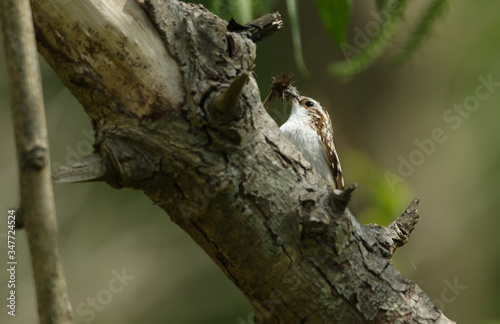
[[365, 198, 421, 258], [227, 12, 283, 42], [30, 0, 454, 322], [51, 153, 104, 184], [0, 0, 73, 322]]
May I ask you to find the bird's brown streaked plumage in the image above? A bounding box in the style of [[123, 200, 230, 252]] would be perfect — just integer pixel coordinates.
[[298, 97, 344, 190]]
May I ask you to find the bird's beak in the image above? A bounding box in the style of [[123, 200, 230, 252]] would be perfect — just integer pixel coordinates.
[[285, 90, 300, 103]]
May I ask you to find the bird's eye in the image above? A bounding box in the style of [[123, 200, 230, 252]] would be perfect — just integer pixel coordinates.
[[305, 101, 315, 107]]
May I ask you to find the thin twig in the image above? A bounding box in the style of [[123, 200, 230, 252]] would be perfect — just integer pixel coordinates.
[[0, 0, 74, 322]]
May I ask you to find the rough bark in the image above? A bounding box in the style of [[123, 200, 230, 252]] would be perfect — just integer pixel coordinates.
[[30, 0, 454, 323], [0, 0, 73, 322]]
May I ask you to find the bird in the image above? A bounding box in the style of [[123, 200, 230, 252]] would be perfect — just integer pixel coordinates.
[[280, 95, 344, 190]]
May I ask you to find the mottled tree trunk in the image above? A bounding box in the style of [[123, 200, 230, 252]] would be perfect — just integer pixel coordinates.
[[31, 0, 454, 322]]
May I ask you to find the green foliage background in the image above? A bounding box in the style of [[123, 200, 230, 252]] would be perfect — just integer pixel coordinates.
[[1, 1, 500, 323]]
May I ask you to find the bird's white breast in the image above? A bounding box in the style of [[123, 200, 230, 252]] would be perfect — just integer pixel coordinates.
[[280, 112, 334, 186]]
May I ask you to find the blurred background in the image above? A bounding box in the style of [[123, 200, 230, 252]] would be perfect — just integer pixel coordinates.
[[1, 0, 499, 323]]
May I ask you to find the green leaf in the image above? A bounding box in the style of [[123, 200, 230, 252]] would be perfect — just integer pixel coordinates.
[[314, 0, 352, 47], [329, 0, 409, 78], [391, 0, 449, 65]]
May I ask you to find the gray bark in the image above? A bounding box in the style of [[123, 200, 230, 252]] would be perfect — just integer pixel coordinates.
[[31, 0, 454, 322]]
